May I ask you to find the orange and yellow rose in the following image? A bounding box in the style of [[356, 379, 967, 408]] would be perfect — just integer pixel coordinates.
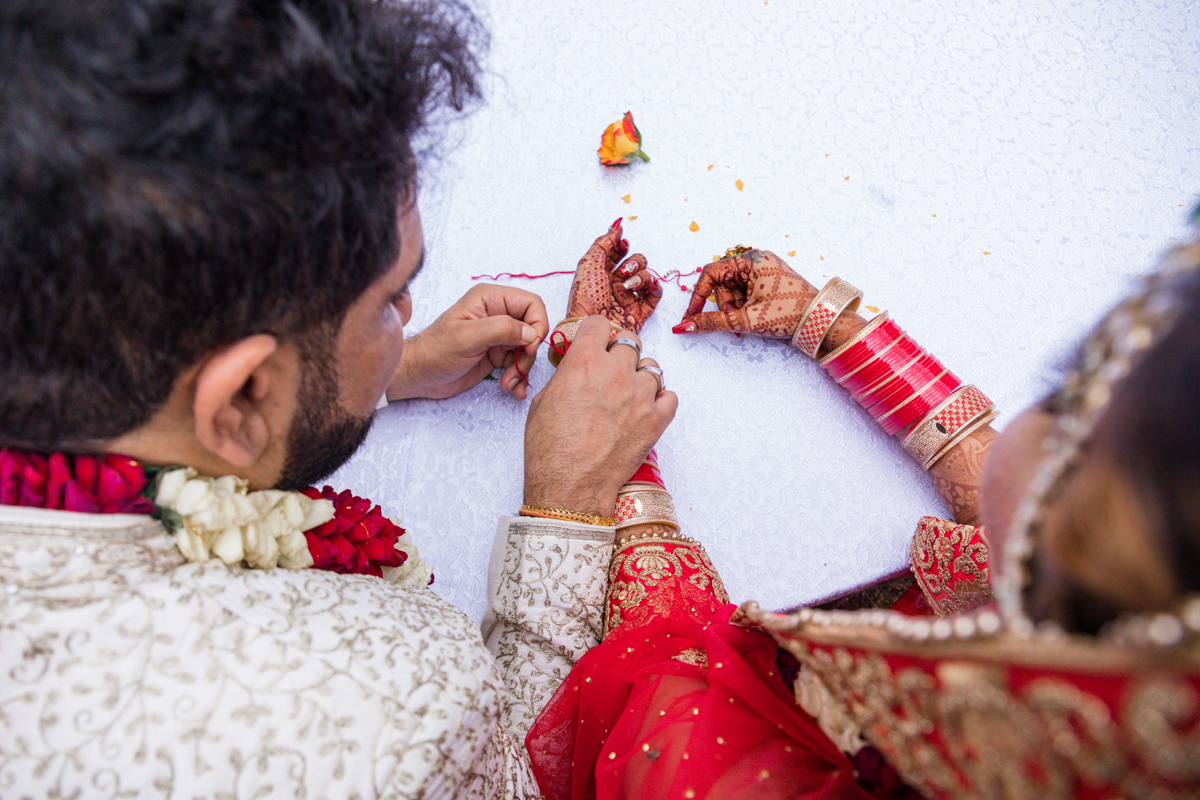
[[597, 111, 649, 166]]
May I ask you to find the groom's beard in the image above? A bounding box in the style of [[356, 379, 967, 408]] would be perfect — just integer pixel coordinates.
[[274, 328, 375, 491]]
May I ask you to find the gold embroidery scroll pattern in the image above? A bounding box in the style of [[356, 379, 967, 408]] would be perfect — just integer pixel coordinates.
[[1122, 678, 1200, 785], [676, 545, 728, 604], [788, 638, 1200, 800], [603, 541, 728, 637], [909, 517, 993, 617]]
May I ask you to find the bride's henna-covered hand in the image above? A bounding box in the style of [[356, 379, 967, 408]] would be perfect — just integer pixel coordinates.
[[672, 249, 818, 338], [566, 218, 663, 334]]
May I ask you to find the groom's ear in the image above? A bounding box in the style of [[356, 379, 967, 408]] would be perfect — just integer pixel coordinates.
[[191, 334, 284, 468]]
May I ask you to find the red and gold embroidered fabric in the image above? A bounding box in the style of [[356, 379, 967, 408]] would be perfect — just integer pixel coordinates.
[[909, 516, 994, 616], [604, 537, 728, 637], [747, 604, 1200, 800]]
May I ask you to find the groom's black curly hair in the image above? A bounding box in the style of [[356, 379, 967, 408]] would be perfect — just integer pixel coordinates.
[[0, 0, 484, 448]]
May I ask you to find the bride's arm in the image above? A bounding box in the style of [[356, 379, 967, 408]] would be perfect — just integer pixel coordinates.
[[675, 249, 996, 526]]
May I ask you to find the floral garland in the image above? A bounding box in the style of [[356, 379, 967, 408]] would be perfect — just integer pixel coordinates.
[[0, 449, 433, 588]]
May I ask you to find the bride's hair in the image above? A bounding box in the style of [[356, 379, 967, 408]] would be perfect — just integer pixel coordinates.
[[1038, 260, 1200, 634]]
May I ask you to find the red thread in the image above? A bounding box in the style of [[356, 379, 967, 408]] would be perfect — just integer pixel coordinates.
[[469, 269, 575, 281], [509, 330, 570, 392], [470, 266, 701, 287], [513, 353, 531, 388], [549, 330, 570, 357]]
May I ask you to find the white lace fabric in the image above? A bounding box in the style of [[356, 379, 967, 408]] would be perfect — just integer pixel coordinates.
[[0, 505, 575, 799]]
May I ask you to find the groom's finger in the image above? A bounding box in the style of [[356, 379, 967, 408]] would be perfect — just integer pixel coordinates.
[[456, 313, 539, 355], [471, 284, 549, 356]]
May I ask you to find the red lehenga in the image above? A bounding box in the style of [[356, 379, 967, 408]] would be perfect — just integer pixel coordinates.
[[527, 515, 1200, 800], [525, 512, 905, 800]]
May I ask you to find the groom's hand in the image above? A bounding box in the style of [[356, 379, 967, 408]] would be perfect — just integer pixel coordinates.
[[387, 284, 550, 401], [523, 316, 678, 518]]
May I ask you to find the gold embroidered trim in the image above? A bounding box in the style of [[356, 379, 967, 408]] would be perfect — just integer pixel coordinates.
[[604, 540, 728, 637], [507, 521, 616, 542], [785, 640, 1200, 800]]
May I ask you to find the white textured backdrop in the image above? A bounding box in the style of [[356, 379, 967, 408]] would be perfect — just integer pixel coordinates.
[[331, 0, 1200, 622]]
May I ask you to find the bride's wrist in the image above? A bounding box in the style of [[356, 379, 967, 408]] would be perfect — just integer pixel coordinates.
[[818, 309, 868, 358]]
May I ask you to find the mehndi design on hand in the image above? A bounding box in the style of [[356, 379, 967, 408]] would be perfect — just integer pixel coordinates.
[[566, 218, 663, 334], [673, 249, 817, 338]]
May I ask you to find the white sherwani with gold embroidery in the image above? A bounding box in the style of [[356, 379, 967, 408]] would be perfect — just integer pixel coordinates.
[[0, 505, 613, 798]]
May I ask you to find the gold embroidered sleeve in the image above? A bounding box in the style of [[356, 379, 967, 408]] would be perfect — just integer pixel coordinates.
[[603, 535, 728, 637], [481, 516, 614, 740], [909, 515, 994, 616]]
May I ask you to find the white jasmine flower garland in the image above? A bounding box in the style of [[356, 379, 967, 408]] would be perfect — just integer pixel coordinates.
[[154, 467, 433, 587]]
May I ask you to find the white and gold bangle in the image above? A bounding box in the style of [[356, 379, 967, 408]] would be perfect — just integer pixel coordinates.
[[547, 317, 624, 367], [923, 407, 999, 470], [613, 485, 679, 530], [791, 278, 863, 358], [901, 385, 995, 467]]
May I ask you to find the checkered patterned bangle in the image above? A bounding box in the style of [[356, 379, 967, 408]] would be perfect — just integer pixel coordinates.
[[902, 386, 997, 468], [519, 504, 616, 527], [547, 317, 625, 367], [613, 486, 679, 530], [926, 407, 1000, 470], [790, 278, 863, 359]]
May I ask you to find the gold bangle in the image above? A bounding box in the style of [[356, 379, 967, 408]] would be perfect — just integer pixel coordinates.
[[902, 385, 994, 467], [791, 277, 863, 358], [923, 407, 999, 470], [547, 317, 625, 367], [614, 485, 680, 531], [519, 504, 616, 527]]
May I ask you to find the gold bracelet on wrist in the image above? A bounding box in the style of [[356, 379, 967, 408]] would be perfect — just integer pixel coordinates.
[[923, 407, 999, 470], [519, 504, 616, 527]]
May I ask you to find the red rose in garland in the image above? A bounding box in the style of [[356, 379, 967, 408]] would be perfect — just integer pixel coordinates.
[[0, 450, 154, 514], [301, 486, 408, 578], [0, 450, 434, 587]]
